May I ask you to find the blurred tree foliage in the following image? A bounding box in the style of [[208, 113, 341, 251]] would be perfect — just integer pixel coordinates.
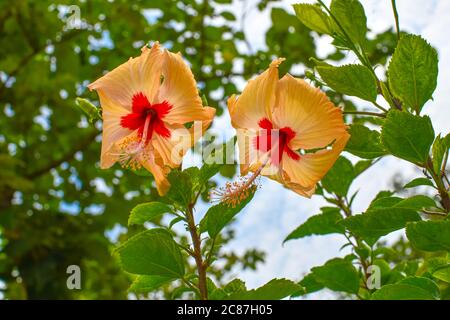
[[0, 0, 321, 299]]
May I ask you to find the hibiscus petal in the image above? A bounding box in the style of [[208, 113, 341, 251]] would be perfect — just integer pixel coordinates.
[[228, 58, 284, 130], [153, 109, 215, 168], [273, 74, 347, 150], [98, 90, 132, 168], [88, 43, 164, 109], [140, 147, 171, 196], [159, 51, 214, 124], [280, 133, 350, 190]]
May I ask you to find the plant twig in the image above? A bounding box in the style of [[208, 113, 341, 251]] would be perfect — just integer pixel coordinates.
[[185, 203, 208, 300], [426, 158, 450, 212], [343, 111, 386, 118], [391, 0, 401, 42]]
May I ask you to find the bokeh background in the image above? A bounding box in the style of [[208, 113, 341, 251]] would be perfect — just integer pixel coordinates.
[[0, 0, 448, 299]]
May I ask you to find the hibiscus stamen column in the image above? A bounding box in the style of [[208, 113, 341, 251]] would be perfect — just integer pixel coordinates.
[[210, 156, 269, 207]]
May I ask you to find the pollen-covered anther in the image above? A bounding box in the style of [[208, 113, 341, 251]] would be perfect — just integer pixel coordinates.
[[209, 174, 260, 208], [111, 135, 149, 171]]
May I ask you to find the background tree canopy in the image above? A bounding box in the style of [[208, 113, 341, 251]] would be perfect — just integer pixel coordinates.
[[1, 0, 447, 300], [0, 0, 321, 299]]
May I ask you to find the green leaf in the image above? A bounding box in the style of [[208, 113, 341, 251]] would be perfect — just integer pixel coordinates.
[[115, 229, 185, 278], [321, 156, 354, 196], [432, 134, 448, 173], [293, 3, 331, 34], [316, 64, 377, 101], [226, 279, 303, 300], [406, 220, 450, 252], [341, 206, 421, 245], [310, 258, 360, 294], [388, 34, 438, 113], [345, 125, 387, 159], [221, 11, 236, 21], [394, 195, 435, 210], [129, 275, 174, 294], [372, 277, 440, 300], [284, 207, 344, 243], [368, 196, 402, 209], [74, 97, 101, 123], [128, 202, 173, 226], [166, 170, 193, 207], [223, 279, 247, 295], [427, 257, 450, 283], [433, 267, 450, 283], [354, 160, 373, 176], [200, 187, 256, 238], [298, 273, 325, 295], [381, 110, 435, 164], [404, 177, 435, 189], [330, 0, 367, 47]]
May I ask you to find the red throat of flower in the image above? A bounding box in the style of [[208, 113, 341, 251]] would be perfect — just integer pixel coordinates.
[[211, 118, 300, 207], [120, 92, 172, 144], [254, 117, 300, 165]]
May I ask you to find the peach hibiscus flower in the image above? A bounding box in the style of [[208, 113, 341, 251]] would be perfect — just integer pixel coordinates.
[[215, 58, 349, 205], [88, 42, 215, 195]]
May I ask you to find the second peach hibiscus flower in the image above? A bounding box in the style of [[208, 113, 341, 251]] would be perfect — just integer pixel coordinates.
[[221, 58, 349, 203], [88, 42, 215, 195]]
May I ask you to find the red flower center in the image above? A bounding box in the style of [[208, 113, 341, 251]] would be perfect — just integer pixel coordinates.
[[120, 92, 172, 144], [254, 118, 300, 165]]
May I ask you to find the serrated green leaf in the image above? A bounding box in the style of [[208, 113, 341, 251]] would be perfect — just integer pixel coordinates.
[[330, 0, 367, 47], [381, 110, 435, 164], [406, 220, 450, 252], [293, 3, 331, 34], [368, 196, 402, 209], [345, 125, 387, 159], [321, 156, 355, 196], [128, 202, 173, 226], [404, 177, 435, 189], [223, 279, 247, 295], [200, 187, 256, 238], [388, 34, 438, 113], [310, 258, 360, 294], [341, 207, 421, 245], [394, 195, 435, 210], [426, 257, 450, 283], [432, 134, 448, 173], [298, 273, 325, 295], [166, 170, 193, 207], [433, 267, 450, 283], [284, 207, 344, 243], [317, 64, 377, 101], [115, 229, 185, 278], [129, 275, 174, 294], [371, 277, 440, 300], [226, 279, 303, 300], [354, 160, 373, 177]]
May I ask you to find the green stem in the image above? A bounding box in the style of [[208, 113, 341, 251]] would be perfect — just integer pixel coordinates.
[[373, 101, 388, 113], [391, 0, 401, 41], [185, 203, 208, 300], [426, 158, 450, 213], [343, 111, 386, 118], [336, 196, 371, 292], [317, 0, 373, 74], [318, 0, 400, 111]]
